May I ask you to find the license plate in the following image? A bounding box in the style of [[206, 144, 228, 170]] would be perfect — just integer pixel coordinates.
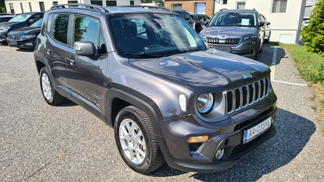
[[243, 117, 272, 144], [215, 46, 231, 53], [219, 39, 226, 43], [9, 40, 17, 46]]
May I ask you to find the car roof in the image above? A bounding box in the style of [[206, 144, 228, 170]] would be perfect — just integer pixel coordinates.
[[104, 6, 175, 14], [0, 15, 15, 18], [217, 9, 257, 14]]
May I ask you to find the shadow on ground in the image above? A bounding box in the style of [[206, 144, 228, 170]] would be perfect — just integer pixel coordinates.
[[148, 108, 316, 181], [258, 45, 286, 67]]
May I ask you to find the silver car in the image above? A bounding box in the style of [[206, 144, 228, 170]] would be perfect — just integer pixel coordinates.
[[200, 9, 266, 59]]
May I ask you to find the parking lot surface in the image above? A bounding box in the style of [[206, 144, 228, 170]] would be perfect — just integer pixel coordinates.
[[0, 44, 323, 181]]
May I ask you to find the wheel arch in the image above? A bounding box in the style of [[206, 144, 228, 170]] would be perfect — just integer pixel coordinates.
[[106, 87, 164, 137]]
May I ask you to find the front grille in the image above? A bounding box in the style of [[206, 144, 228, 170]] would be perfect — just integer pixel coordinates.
[[225, 77, 270, 114], [207, 37, 241, 45]]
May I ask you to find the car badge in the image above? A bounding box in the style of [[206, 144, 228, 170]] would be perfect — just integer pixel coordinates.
[[243, 74, 253, 79], [221, 35, 226, 38]]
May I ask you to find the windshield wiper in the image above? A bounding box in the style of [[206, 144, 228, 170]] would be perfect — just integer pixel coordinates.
[[125, 52, 164, 58], [180, 48, 199, 54]]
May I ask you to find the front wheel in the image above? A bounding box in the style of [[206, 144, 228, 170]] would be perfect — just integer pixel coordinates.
[[114, 106, 165, 174]]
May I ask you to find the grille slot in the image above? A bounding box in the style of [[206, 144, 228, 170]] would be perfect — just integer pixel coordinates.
[[207, 37, 241, 45], [225, 77, 270, 114]]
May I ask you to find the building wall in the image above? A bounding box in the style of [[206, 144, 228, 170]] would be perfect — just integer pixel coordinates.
[[214, 0, 307, 44], [165, 0, 214, 18], [5, 0, 141, 14]]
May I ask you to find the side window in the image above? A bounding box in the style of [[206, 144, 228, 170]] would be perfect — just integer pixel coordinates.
[[31, 14, 43, 21], [73, 15, 99, 51], [46, 14, 53, 36], [262, 15, 267, 23], [53, 14, 70, 44]]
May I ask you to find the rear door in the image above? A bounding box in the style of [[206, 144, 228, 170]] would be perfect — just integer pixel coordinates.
[[44, 13, 71, 95], [65, 14, 108, 111]]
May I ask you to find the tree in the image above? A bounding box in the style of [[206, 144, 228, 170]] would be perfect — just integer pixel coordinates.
[[0, 0, 6, 13], [301, 0, 324, 56]]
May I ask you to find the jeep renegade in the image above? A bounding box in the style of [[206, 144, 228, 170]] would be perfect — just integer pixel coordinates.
[[34, 4, 278, 174]]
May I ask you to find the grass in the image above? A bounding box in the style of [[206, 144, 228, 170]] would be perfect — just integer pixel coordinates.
[[279, 44, 324, 124], [265, 41, 279, 46]]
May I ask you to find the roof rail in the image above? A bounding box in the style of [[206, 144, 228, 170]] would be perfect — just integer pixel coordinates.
[[118, 5, 173, 12], [51, 4, 108, 13]]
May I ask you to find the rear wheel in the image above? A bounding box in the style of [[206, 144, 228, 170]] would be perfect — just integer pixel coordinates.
[[39, 67, 66, 105], [114, 106, 165, 174]]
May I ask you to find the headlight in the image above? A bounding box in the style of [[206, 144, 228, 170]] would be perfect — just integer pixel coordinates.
[[21, 34, 37, 40], [200, 35, 207, 42], [0, 27, 9, 31], [197, 93, 214, 113], [243, 35, 256, 40]]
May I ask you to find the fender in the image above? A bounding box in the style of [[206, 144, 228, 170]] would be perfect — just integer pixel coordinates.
[[106, 87, 164, 137]]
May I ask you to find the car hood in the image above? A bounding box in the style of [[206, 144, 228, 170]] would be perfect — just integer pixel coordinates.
[[0, 22, 19, 27], [129, 49, 270, 93], [200, 26, 257, 37], [9, 27, 40, 35]]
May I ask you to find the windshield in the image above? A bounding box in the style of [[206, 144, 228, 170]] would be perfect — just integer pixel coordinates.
[[109, 14, 205, 58], [209, 12, 257, 27], [9, 14, 31, 23], [31, 18, 43, 27]]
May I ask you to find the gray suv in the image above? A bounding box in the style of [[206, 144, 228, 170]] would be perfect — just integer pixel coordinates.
[[34, 4, 277, 174], [199, 9, 266, 59]]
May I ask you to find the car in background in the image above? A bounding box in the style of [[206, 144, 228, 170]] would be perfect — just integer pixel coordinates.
[[191, 14, 210, 33], [172, 9, 195, 31], [0, 12, 43, 43], [0, 15, 15, 23], [259, 13, 271, 42], [303, 17, 310, 26], [199, 9, 266, 59], [7, 18, 43, 49]]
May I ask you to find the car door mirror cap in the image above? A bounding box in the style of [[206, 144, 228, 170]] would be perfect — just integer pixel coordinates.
[[29, 19, 35, 24], [74, 41, 95, 56], [267, 22, 271, 25], [259, 21, 265, 27]]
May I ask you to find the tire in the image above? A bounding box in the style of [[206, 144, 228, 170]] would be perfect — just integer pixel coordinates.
[[39, 67, 66, 106], [114, 106, 165, 174]]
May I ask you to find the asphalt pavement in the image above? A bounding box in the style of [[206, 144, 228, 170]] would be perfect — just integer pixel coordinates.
[[0, 43, 323, 182]]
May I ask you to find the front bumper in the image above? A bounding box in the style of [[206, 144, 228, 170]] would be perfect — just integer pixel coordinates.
[[0, 32, 8, 42], [158, 94, 277, 172], [209, 39, 258, 58], [7, 38, 36, 49]]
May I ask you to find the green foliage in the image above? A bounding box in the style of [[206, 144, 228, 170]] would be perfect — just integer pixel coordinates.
[[280, 44, 324, 84], [0, 0, 6, 13], [301, 0, 324, 56]]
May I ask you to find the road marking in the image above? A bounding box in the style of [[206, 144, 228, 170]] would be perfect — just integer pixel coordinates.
[[270, 47, 277, 80], [272, 80, 307, 86]]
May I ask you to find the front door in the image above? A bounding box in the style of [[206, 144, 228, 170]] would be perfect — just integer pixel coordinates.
[[65, 14, 109, 111]]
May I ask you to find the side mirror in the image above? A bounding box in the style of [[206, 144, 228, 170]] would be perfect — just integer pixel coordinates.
[[204, 21, 209, 26], [28, 19, 35, 24], [74, 41, 95, 56], [267, 22, 271, 25], [259, 21, 265, 27]]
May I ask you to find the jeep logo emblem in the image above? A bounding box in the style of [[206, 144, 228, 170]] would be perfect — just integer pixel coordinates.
[[243, 74, 253, 79]]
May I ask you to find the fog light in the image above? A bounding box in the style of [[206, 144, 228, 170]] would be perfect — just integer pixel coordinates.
[[215, 148, 224, 159], [187, 136, 208, 143]]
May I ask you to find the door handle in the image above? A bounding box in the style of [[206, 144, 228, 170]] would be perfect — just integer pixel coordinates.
[[68, 57, 76, 66], [45, 48, 52, 55]]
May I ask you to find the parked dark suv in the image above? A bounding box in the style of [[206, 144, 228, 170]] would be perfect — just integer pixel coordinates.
[[199, 9, 267, 59], [172, 9, 195, 30], [0, 12, 43, 42], [34, 4, 278, 174]]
